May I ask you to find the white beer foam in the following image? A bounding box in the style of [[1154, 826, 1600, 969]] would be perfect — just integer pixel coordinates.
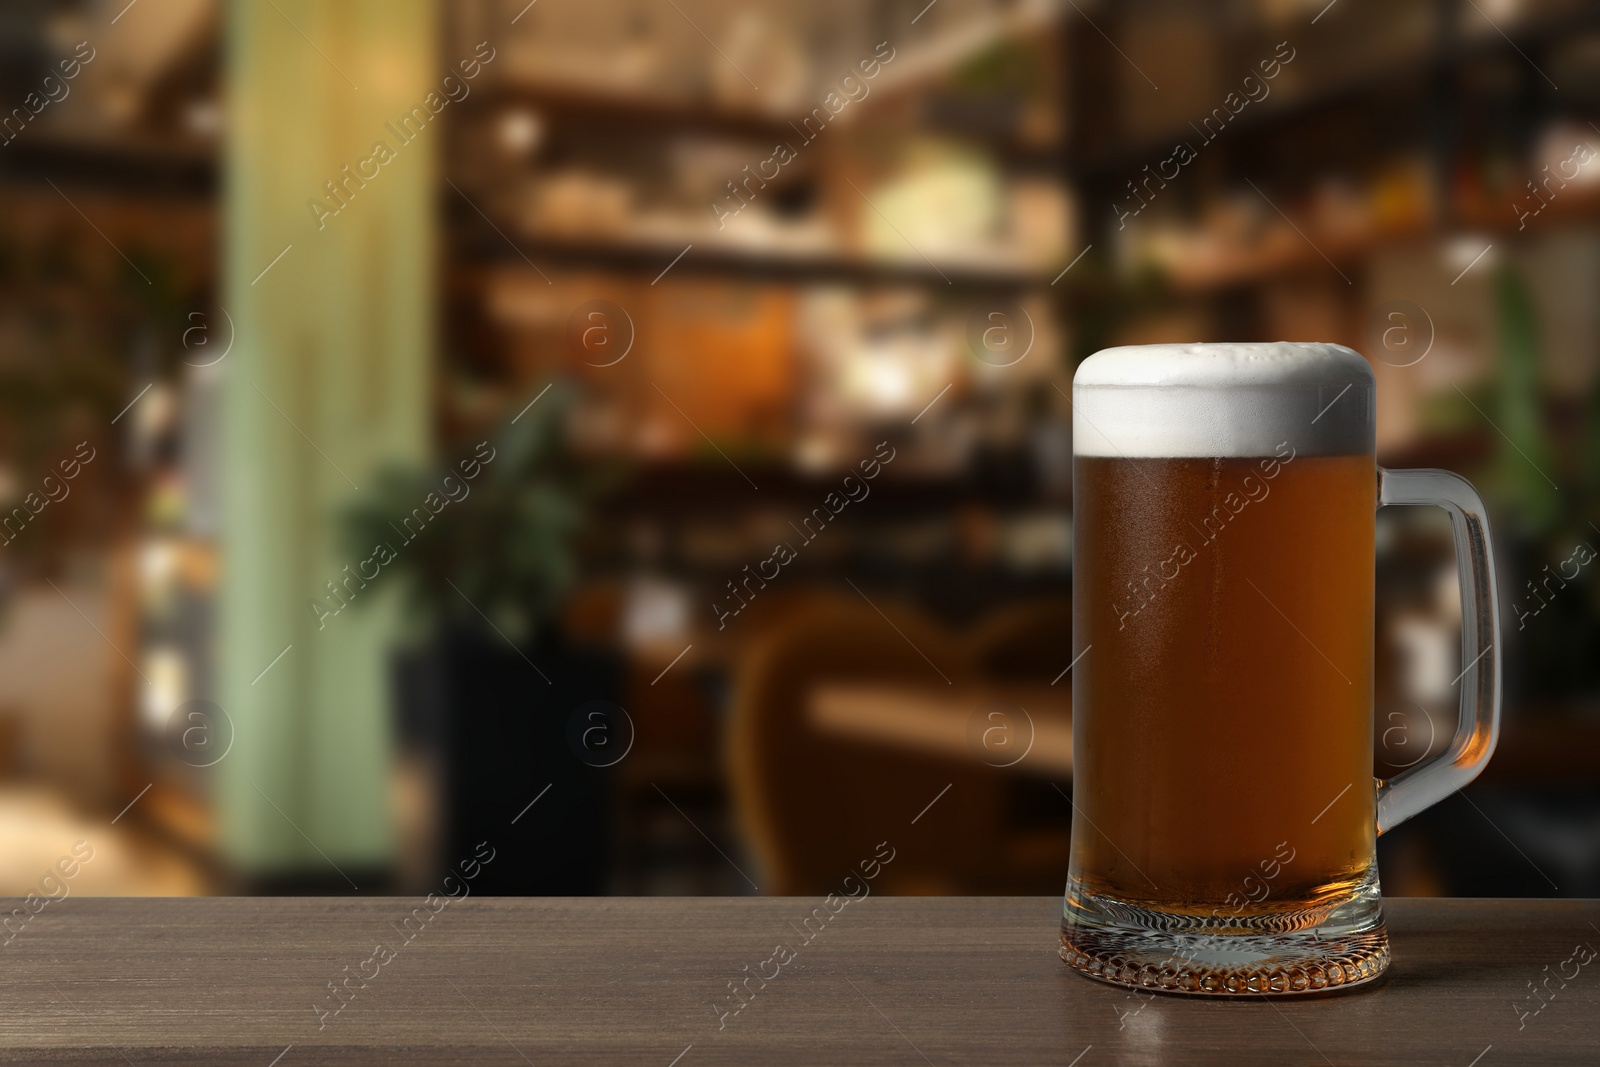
[[1072, 342, 1375, 458]]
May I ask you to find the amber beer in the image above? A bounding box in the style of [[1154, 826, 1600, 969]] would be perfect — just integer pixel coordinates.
[[1071, 449, 1376, 910], [1063, 343, 1504, 995]]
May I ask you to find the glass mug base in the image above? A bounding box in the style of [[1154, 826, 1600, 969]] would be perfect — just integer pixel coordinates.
[[1058, 871, 1390, 997]]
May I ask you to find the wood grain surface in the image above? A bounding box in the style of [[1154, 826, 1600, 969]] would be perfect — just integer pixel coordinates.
[[0, 896, 1595, 1064]]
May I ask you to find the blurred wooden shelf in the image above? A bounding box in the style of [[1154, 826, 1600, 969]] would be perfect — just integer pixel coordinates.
[[1067, 3, 1600, 179], [453, 231, 1052, 289], [1161, 218, 1435, 294], [0, 134, 216, 200], [470, 1, 1066, 160], [464, 81, 798, 141], [594, 460, 1052, 517], [1075, 181, 1600, 297]]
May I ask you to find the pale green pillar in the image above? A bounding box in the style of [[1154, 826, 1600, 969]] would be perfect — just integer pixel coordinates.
[[220, 0, 434, 879]]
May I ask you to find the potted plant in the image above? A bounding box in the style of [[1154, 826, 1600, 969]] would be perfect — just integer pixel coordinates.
[[345, 381, 623, 893]]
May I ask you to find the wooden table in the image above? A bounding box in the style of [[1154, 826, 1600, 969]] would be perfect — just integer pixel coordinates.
[[3, 897, 1596, 1064]]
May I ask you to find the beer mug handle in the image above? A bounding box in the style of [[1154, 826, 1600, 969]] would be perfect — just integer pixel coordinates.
[[1374, 468, 1502, 833]]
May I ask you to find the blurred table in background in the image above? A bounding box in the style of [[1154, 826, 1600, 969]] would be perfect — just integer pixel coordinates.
[[810, 682, 1072, 774]]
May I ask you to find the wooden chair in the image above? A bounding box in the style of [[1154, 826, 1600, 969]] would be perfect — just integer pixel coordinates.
[[727, 593, 1008, 895], [969, 595, 1075, 684]]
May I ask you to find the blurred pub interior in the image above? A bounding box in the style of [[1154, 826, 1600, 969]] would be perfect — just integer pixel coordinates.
[[0, 0, 1596, 899]]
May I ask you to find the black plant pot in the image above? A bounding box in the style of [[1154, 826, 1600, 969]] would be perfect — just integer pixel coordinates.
[[411, 625, 622, 895]]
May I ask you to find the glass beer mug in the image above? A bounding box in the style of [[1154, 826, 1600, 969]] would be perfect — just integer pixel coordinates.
[[1060, 342, 1500, 995]]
